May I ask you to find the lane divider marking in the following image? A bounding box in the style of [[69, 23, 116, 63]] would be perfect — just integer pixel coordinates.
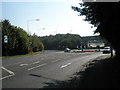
[[20, 61, 40, 66], [60, 63, 71, 68], [29, 61, 40, 65], [28, 63, 47, 71], [20, 64, 28, 66]]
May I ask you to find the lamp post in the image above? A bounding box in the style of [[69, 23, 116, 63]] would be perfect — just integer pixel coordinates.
[[27, 19, 40, 54], [27, 19, 40, 36]]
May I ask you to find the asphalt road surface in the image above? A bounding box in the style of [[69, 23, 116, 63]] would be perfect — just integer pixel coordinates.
[[1, 50, 110, 88]]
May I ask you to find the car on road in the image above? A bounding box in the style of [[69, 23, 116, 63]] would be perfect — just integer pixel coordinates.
[[64, 48, 71, 52], [103, 46, 111, 54]]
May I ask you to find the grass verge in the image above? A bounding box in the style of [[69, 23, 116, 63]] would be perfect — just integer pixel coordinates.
[[1, 51, 45, 59]]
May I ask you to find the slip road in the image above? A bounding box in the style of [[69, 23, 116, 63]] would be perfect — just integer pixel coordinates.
[[2, 50, 109, 88]]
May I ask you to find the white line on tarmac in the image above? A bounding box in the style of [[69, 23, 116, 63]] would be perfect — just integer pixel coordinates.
[[29, 61, 40, 65], [0, 74, 14, 80], [0, 67, 15, 80], [1, 66, 14, 75], [20, 61, 40, 66], [20, 63, 28, 66], [60, 63, 71, 68], [28, 63, 47, 71]]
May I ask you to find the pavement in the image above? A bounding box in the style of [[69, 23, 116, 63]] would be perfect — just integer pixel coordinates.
[[1, 50, 110, 88]]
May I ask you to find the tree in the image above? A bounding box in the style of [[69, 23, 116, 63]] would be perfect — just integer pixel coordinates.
[[15, 27, 30, 55], [1, 20, 44, 56], [72, 2, 120, 56], [2, 20, 31, 55], [32, 33, 44, 52], [41, 34, 82, 50]]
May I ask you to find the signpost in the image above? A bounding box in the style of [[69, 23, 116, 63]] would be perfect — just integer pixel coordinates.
[[4, 35, 8, 43], [4, 35, 8, 56]]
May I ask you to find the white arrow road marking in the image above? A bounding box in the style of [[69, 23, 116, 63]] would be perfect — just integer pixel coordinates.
[[0, 67, 15, 80], [60, 63, 71, 68], [28, 63, 47, 71]]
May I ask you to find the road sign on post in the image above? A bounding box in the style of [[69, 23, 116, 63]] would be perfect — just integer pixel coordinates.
[[4, 35, 8, 43]]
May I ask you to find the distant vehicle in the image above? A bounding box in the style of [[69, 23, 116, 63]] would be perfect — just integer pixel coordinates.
[[64, 48, 71, 52], [103, 46, 111, 54]]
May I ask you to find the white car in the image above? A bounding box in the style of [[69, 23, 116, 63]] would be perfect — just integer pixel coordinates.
[[64, 48, 71, 52], [103, 46, 111, 54]]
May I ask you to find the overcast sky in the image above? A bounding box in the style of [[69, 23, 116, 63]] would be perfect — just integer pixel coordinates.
[[2, 0, 98, 36]]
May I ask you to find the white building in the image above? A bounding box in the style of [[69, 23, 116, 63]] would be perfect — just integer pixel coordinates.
[[87, 40, 105, 48]]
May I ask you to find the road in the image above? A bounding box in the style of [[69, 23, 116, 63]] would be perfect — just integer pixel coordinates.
[[1, 50, 110, 88]]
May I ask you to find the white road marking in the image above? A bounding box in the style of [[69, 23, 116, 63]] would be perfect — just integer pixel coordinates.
[[20, 61, 40, 66], [1, 66, 14, 75], [0, 67, 15, 80], [0, 74, 14, 80], [30, 61, 40, 65], [28, 63, 47, 71], [60, 63, 71, 68], [20, 64, 28, 66]]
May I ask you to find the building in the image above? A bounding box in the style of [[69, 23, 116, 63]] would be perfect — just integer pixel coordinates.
[[87, 40, 105, 48], [81, 36, 108, 48]]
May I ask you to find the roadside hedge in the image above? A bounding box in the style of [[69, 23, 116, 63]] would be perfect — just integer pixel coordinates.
[[1, 19, 44, 56]]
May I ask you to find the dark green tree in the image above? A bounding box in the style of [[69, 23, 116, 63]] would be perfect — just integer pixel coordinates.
[[32, 33, 44, 52], [41, 34, 82, 50], [1, 20, 44, 56], [2, 20, 31, 55], [15, 27, 30, 55], [72, 2, 120, 56]]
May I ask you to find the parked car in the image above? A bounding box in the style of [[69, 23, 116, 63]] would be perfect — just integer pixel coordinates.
[[103, 46, 111, 54], [64, 48, 71, 52]]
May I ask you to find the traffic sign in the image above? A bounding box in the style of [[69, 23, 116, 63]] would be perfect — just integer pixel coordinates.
[[4, 35, 8, 43]]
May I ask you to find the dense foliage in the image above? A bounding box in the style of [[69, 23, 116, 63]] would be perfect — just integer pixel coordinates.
[[41, 34, 82, 50], [1, 20, 44, 56], [72, 2, 120, 55], [32, 34, 44, 52]]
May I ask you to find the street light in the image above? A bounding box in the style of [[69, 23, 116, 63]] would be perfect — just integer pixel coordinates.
[[27, 19, 40, 35]]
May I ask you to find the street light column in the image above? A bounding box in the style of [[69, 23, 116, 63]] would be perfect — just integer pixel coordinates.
[[27, 19, 40, 36]]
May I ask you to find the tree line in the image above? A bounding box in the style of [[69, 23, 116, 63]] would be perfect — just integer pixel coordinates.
[[40, 34, 82, 50], [1, 20, 44, 56], [1, 20, 83, 56], [2, 18, 110, 56]]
